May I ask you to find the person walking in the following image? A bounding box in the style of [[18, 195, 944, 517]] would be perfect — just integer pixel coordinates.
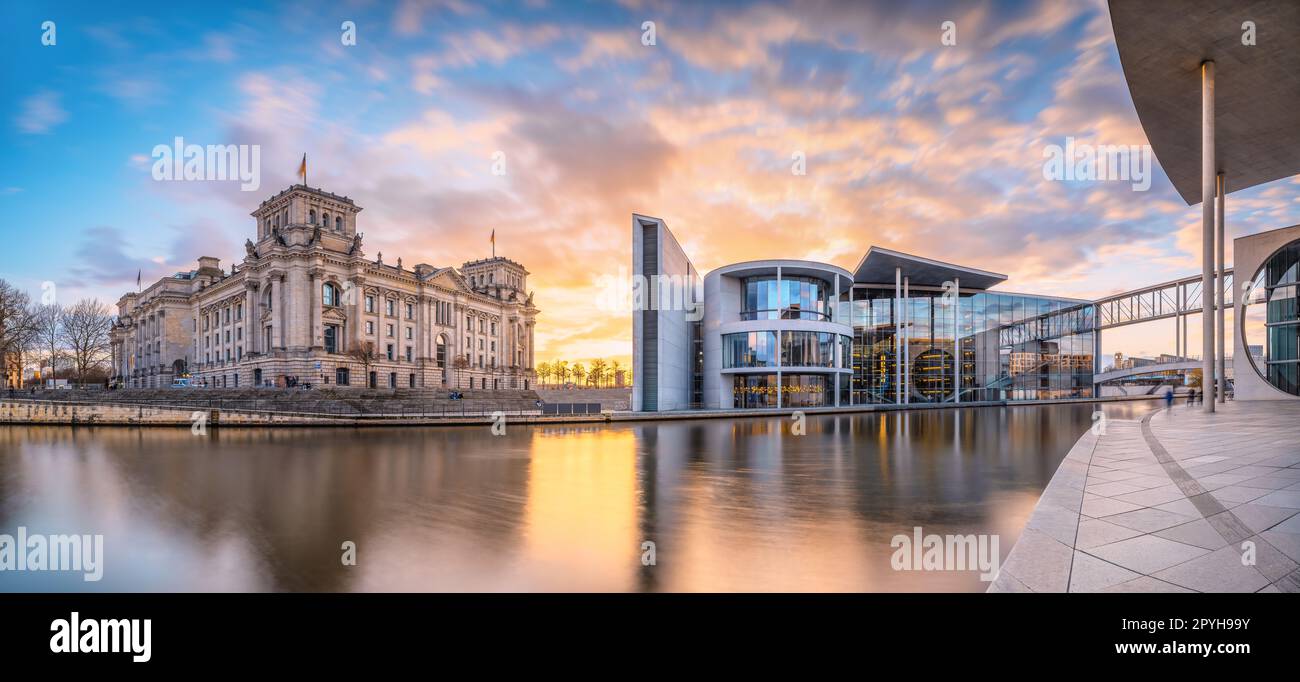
[[1164, 387, 1174, 408], [1187, 388, 1196, 405]]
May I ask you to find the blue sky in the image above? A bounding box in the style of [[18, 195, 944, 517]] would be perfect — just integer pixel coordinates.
[[2, 0, 1298, 363]]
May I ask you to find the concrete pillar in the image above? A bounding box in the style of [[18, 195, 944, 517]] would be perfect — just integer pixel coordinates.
[[904, 276, 910, 404], [1200, 60, 1215, 413], [895, 266, 902, 404], [954, 276, 961, 404], [1216, 173, 1226, 403]]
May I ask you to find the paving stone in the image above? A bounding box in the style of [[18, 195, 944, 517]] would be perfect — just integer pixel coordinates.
[[1113, 484, 1187, 508], [1075, 518, 1144, 550], [1105, 507, 1196, 534], [1085, 480, 1147, 497], [1101, 576, 1194, 593], [1085, 535, 1209, 575], [1210, 485, 1271, 504], [1152, 545, 1271, 593], [1082, 495, 1145, 518], [1252, 490, 1300, 509], [998, 528, 1072, 593], [1069, 551, 1141, 593], [1225, 503, 1300, 533], [1153, 518, 1228, 550]]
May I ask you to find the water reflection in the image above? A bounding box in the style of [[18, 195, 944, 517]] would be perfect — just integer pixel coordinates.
[[0, 401, 1155, 592]]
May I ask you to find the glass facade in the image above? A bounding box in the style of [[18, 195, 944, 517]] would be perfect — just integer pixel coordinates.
[[732, 373, 833, 408], [780, 331, 836, 367], [723, 331, 779, 368], [742, 276, 832, 321], [1243, 240, 1300, 395], [850, 286, 1095, 404]]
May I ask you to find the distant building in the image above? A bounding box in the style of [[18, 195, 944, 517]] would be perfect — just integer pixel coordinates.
[[632, 214, 1096, 411], [110, 185, 539, 390], [2, 351, 20, 389]]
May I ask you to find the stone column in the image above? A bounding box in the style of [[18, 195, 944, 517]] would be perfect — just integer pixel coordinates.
[[309, 268, 323, 350], [277, 273, 288, 349], [350, 276, 365, 353], [527, 321, 535, 369], [245, 282, 258, 355]]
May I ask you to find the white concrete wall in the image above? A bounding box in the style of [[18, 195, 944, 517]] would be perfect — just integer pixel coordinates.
[[631, 215, 700, 412], [701, 272, 740, 408], [1233, 223, 1300, 401]]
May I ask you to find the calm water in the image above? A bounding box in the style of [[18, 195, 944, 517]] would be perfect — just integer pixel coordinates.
[[0, 401, 1155, 592]]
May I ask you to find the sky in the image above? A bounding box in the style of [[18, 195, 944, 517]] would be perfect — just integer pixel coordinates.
[[2, 0, 1298, 368]]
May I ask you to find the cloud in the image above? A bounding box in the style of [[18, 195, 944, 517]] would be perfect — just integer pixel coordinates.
[[15, 91, 68, 134]]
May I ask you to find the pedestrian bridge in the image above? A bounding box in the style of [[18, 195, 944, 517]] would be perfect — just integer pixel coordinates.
[[1093, 360, 1201, 383]]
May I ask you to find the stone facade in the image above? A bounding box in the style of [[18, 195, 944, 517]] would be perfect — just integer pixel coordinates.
[[109, 185, 538, 390]]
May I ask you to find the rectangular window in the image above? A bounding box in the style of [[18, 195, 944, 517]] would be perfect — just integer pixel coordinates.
[[405, 346, 412, 362], [409, 373, 416, 388], [405, 327, 413, 340], [366, 321, 374, 335], [386, 344, 394, 361], [406, 303, 413, 319], [365, 296, 375, 313], [386, 299, 395, 316], [386, 324, 394, 337], [491, 322, 496, 335]]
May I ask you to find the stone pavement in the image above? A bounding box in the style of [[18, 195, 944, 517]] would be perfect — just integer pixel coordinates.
[[990, 400, 1300, 593]]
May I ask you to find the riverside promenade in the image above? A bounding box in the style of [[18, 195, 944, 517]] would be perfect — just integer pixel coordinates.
[[991, 400, 1300, 593]]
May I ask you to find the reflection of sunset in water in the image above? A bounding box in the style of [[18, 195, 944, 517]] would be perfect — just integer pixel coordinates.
[[0, 401, 1156, 592], [521, 429, 639, 591]]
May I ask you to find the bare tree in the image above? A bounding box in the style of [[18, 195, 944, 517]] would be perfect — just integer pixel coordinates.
[[0, 280, 38, 388], [32, 303, 64, 383], [347, 341, 378, 387], [60, 299, 113, 386], [452, 354, 469, 389]]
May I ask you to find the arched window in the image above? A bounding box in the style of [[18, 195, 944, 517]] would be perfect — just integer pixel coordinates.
[[489, 273, 494, 284], [335, 216, 343, 231], [273, 214, 279, 229], [263, 285, 273, 310], [323, 282, 340, 307], [322, 212, 329, 226], [435, 336, 447, 368], [309, 209, 316, 224]]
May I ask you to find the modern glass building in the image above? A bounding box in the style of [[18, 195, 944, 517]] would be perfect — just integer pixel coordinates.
[[633, 217, 1098, 411], [1239, 227, 1300, 397]]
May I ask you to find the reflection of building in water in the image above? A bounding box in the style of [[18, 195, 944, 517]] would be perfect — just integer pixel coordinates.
[[633, 215, 1097, 410]]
